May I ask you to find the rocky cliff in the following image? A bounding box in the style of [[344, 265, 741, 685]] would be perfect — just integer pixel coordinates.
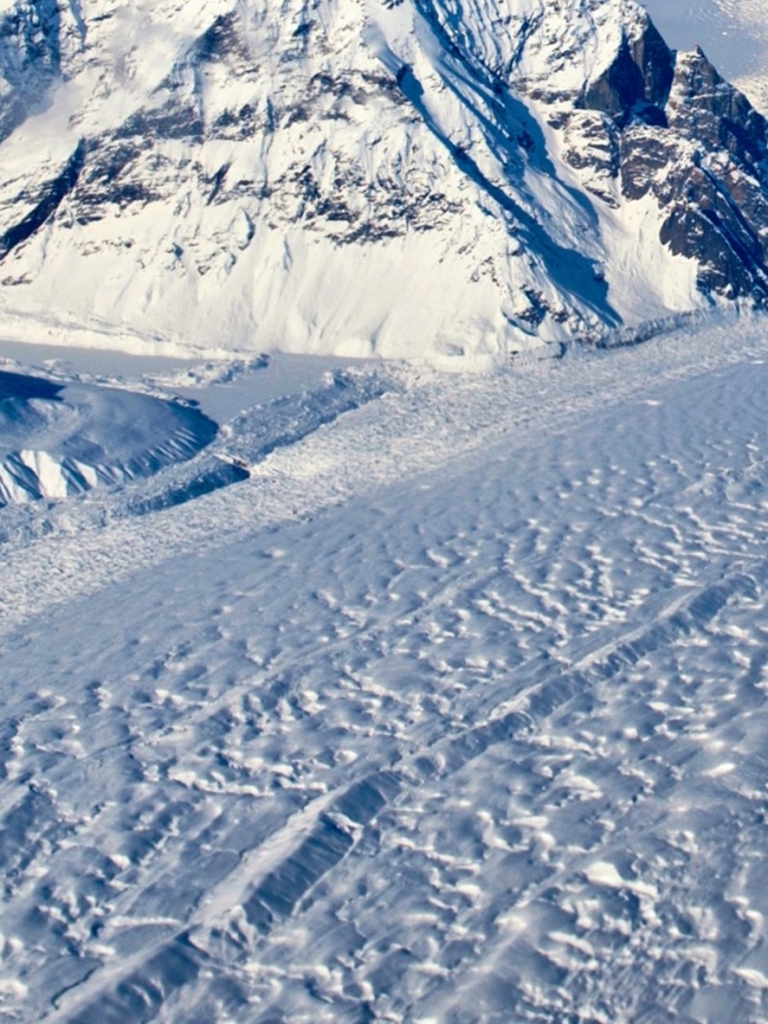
[[542, 16, 768, 305]]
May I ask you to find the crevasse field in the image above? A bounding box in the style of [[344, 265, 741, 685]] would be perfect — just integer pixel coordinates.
[[4, 313, 768, 1022]]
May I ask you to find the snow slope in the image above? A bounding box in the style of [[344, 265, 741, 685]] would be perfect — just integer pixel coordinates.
[[0, 0, 626, 361], [4, 315, 768, 1020], [1, 0, 767, 361], [0, 367, 216, 504]]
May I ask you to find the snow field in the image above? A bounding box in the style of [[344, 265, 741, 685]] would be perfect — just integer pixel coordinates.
[[3, 315, 768, 1020]]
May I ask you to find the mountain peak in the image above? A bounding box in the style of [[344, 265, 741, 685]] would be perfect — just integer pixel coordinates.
[[580, 11, 673, 120], [0, 0, 766, 361]]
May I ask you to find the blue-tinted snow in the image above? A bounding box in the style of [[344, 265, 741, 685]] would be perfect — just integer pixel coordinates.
[[2, 314, 768, 1020], [0, 367, 217, 505]]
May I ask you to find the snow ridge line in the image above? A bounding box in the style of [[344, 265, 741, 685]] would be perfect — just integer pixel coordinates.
[[53, 557, 762, 1023]]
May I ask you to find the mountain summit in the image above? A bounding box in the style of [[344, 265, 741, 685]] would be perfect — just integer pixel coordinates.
[[0, 0, 766, 360]]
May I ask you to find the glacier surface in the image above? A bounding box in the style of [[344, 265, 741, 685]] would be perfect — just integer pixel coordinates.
[[2, 313, 768, 1021], [2, 2, 768, 1021]]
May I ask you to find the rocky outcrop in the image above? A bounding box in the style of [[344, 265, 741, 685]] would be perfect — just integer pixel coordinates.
[[542, 18, 768, 305], [666, 47, 767, 165], [581, 17, 674, 123], [622, 47, 768, 302]]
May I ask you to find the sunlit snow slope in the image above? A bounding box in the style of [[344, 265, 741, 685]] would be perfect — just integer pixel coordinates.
[[3, 319, 768, 1021], [1, 0, 768, 360]]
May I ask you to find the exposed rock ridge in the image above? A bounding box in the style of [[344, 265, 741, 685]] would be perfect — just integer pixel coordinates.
[[581, 15, 674, 121], [544, 13, 768, 302]]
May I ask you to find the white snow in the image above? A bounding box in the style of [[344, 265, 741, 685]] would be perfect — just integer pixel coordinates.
[[2, 311, 768, 1020], [0, 0, 732, 363], [0, 3, 768, 1021]]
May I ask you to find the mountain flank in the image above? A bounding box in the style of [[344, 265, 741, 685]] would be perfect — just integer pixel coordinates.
[[0, 0, 766, 359]]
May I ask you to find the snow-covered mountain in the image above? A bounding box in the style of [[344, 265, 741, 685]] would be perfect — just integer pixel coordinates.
[[643, 0, 768, 114], [0, 0, 767, 361]]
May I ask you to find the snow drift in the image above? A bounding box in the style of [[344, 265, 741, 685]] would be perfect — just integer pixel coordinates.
[[0, 368, 216, 504]]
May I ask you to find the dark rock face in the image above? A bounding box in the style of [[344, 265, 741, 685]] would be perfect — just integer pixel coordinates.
[[621, 47, 768, 302], [666, 47, 767, 165], [567, 16, 768, 304], [582, 19, 674, 122], [622, 119, 768, 299]]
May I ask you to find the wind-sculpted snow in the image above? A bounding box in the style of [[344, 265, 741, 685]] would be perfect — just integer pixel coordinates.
[[0, 368, 217, 505], [3, 316, 768, 1020]]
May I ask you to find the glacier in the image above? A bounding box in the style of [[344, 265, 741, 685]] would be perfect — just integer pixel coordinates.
[[1, 1, 768, 1022], [1, 314, 768, 1021]]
